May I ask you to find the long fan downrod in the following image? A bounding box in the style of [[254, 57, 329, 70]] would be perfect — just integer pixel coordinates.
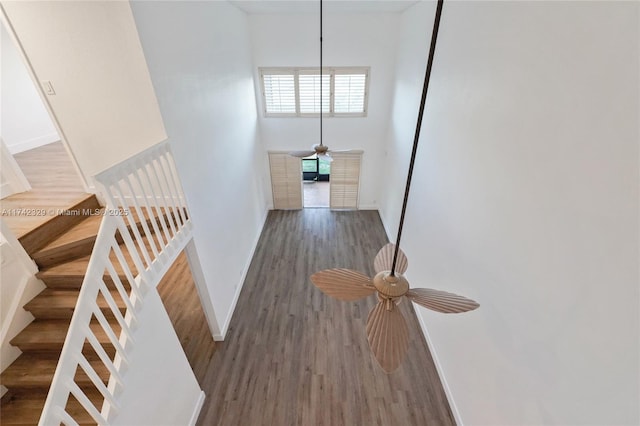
[[390, 0, 445, 277], [319, 0, 323, 147]]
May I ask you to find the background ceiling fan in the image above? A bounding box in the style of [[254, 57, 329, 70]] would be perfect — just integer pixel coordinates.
[[309, 0, 479, 373], [288, 0, 351, 163], [289, 143, 339, 162]]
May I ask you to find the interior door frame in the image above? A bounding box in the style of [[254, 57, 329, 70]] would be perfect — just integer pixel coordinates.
[[0, 9, 91, 192], [0, 137, 31, 198]]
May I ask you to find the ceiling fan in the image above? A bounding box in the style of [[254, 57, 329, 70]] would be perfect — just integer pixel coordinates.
[[310, 0, 479, 373], [288, 0, 350, 163]]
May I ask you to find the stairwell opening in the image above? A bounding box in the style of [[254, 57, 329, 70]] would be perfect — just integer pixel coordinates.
[[157, 251, 216, 385]]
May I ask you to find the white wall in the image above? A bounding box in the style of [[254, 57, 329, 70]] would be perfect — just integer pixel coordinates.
[[111, 288, 203, 426], [380, 1, 639, 425], [249, 12, 400, 209], [130, 1, 269, 338], [0, 24, 59, 154], [1, 1, 166, 183]]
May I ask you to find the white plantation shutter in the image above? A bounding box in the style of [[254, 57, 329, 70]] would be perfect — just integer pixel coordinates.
[[262, 73, 296, 114], [259, 67, 369, 117], [269, 153, 303, 210], [298, 73, 330, 114], [334, 73, 367, 114], [330, 152, 362, 210]]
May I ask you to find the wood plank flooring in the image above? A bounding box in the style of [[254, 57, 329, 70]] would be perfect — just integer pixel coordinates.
[[196, 209, 455, 426], [1, 142, 87, 238]]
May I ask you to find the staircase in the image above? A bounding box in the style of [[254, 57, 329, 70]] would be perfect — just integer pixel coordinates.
[[0, 141, 198, 425], [0, 194, 146, 425]]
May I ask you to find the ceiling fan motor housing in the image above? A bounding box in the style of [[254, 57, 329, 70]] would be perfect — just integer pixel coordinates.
[[314, 144, 329, 154], [373, 271, 409, 299]]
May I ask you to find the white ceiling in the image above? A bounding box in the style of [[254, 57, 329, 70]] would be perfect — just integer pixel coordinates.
[[230, 0, 420, 15]]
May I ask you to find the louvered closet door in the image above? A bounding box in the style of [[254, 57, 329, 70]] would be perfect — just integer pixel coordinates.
[[330, 152, 362, 210], [269, 153, 303, 210]]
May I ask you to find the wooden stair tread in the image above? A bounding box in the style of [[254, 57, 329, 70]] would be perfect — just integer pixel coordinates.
[[0, 353, 109, 389], [37, 232, 157, 289], [37, 213, 103, 252], [37, 254, 94, 282], [24, 289, 127, 320], [1, 389, 100, 425], [17, 195, 101, 256], [31, 214, 103, 268], [10, 320, 116, 357], [31, 208, 167, 269], [37, 253, 130, 291]]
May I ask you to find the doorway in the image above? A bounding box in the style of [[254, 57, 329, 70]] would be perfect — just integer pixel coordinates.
[[0, 19, 87, 237], [268, 151, 363, 211], [1, 21, 61, 166], [302, 156, 330, 208]]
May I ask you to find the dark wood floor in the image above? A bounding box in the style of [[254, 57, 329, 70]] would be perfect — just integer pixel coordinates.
[[196, 209, 455, 426]]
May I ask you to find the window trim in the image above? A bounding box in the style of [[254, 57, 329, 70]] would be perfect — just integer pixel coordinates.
[[259, 67, 370, 118]]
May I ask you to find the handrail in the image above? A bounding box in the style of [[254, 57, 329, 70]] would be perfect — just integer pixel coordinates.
[[39, 141, 193, 425]]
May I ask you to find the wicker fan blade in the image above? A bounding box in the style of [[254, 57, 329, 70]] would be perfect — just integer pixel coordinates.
[[310, 268, 375, 301], [366, 299, 409, 373], [373, 243, 408, 274], [406, 288, 479, 313], [289, 150, 316, 158]]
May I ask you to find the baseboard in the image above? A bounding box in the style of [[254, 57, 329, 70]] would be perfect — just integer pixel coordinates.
[[414, 307, 464, 425], [216, 206, 269, 340], [188, 390, 206, 426], [358, 203, 378, 210], [7, 134, 59, 154]]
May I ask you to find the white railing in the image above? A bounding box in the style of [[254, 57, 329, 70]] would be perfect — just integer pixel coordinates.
[[0, 218, 39, 362], [39, 141, 193, 425]]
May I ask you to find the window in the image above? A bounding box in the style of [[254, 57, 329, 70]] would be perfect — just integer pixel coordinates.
[[334, 74, 366, 113], [298, 73, 330, 114], [259, 67, 369, 117], [262, 73, 296, 114]]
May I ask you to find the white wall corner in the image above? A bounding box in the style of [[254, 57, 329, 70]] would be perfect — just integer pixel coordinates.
[[185, 238, 222, 340], [376, 207, 394, 247], [216, 206, 269, 340], [1, 137, 31, 198], [0, 183, 13, 199]]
